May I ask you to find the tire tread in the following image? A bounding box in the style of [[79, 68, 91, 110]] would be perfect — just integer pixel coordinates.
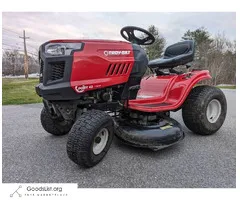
[[41, 107, 72, 136], [182, 85, 227, 135], [67, 110, 113, 167]]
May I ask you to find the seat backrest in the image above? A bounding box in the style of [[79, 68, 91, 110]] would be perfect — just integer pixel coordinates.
[[164, 40, 195, 59]]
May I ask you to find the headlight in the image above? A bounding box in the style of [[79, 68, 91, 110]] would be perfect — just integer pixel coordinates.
[[45, 42, 82, 56]]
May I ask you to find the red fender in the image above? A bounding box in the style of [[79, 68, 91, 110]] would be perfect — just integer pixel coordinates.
[[128, 70, 211, 112]]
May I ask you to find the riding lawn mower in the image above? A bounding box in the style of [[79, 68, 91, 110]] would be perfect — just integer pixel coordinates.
[[36, 26, 227, 167]]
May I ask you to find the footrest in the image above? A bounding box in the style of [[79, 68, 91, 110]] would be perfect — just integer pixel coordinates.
[[141, 102, 171, 108]]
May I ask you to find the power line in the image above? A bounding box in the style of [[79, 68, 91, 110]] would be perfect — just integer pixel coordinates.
[[3, 27, 39, 47], [3, 27, 42, 43], [2, 34, 22, 40], [2, 28, 39, 62], [2, 42, 38, 54], [2, 43, 21, 49], [2, 41, 20, 45], [26, 43, 38, 49], [28, 39, 41, 44], [2, 48, 38, 56], [2, 27, 20, 35], [2, 39, 22, 45], [3, 40, 38, 50]]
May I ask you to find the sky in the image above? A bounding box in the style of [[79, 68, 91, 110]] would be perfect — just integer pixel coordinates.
[[2, 12, 236, 55]]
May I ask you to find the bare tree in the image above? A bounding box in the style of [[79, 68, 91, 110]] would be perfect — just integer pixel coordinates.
[[182, 28, 236, 85], [2, 50, 39, 76]]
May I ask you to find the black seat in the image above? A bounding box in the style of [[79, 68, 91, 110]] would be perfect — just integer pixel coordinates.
[[148, 40, 195, 69]]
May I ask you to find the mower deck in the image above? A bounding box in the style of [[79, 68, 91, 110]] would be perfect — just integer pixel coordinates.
[[115, 117, 185, 151]]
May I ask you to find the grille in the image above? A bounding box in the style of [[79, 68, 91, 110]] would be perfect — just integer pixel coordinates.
[[50, 61, 65, 81], [106, 63, 131, 76], [39, 59, 44, 83]]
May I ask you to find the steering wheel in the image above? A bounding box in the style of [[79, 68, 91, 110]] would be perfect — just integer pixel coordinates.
[[120, 26, 155, 45]]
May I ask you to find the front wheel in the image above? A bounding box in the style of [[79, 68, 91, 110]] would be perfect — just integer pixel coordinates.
[[41, 107, 73, 136], [182, 85, 227, 135], [67, 110, 114, 167]]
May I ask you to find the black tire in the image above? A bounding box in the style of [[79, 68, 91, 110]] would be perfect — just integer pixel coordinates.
[[41, 107, 73, 136], [67, 110, 114, 167], [182, 85, 227, 135]]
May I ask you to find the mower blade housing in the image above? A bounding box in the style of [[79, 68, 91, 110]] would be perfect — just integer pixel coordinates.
[[115, 118, 184, 151]]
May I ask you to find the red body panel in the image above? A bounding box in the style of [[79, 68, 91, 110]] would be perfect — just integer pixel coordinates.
[[128, 70, 211, 112], [65, 40, 134, 93], [49, 40, 211, 113]]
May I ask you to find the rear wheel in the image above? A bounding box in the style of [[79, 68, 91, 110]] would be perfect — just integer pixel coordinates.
[[41, 107, 73, 136], [182, 85, 227, 135], [67, 110, 114, 167]]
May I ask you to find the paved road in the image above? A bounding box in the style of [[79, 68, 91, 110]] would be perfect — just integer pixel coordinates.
[[2, 89, 236, 188]]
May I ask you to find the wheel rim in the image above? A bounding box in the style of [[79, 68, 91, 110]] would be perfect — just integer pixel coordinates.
[[93, 128, 109, 155], [206, 99, 222, 123]]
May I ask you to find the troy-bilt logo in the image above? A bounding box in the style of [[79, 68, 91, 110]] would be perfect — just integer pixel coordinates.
[[104, 50, 130, 56]]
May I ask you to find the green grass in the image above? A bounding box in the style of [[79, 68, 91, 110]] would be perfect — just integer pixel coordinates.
[[216, 85, 236, 89], [195, 84, 236, 89], [2, 78, 236, 105], [2, 78, 42, 105]]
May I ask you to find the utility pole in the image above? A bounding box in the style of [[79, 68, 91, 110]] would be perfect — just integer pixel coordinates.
[[19, 30, 30, 79]]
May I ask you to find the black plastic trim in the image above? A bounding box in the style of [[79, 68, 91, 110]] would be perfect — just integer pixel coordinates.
[[36, 41, 85, 100], [36, 83, 83, 100], [121, 44, 148, 100]]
